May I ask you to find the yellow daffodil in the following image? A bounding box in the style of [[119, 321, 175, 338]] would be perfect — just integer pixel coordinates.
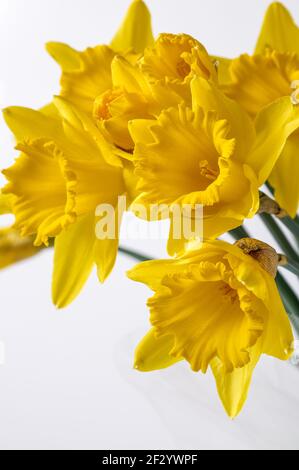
[[128, 239, 294, 418], [129, 75, 299, 254], [140, 33, 217, 86], [2, 99, 126, 308], [46, 43, 116, 116], [223, 2, 299, 217], [46, 0, 154, 117], [0, 1, 154, 304], [44, 1, 155, 203], [93, 61, 153, 151], [93, 33, 217, 152]]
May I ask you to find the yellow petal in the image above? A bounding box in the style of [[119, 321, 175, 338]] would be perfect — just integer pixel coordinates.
[[94, 203, 124, 283], [134, 328, 181, 371], [268, 131, 299, 217], [49, 44, 115, 114], [111, 55, 150, 95], [122, 160, 140, 202], [52, 213, 95, 308], [94, 87, 151, 151], [46, 42, 82, 72], [0, 227, 41, 270], [248, 97, 299, 185], [94, 237, 118, 284], [255, 2, 299, 55], [225, 251, 270, 304], [167, 211, 200, 257], [225, 244, 294, 360], [213, 56, 232, 85], [128, 239, 262, 292], [127, 257, 177, 291], [3, 106, 63, 142], [211, 340, 262, 418], [225, 51, 299, 118], [128, 118, 155, 144], [191, 77, 255, 161], [40, 102, 60, 119], [53, 96, 124, 168], [111, 0, 154, 54], [262, 274, 294, 360], [111, 54, 185, 116]]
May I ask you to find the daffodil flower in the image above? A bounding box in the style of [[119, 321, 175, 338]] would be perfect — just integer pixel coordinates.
[[128, 239, 294, 418], [2, 98, 126, 307], [92, 33, 217, 152], [222, 2, 299, 217], [129, 76, 299, 254], [46, 0, 154, 117], [44, 0, 155, 208], [0, 0, 154, 304]]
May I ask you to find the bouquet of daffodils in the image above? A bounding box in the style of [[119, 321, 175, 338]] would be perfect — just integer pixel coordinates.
[[1, 0, 299, 418]]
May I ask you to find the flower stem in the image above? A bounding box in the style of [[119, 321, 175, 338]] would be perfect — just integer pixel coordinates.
[[276, 272, 299, 334], [259, 213, 299, 262], [265, 182, 299, 246], [229, 225, 250, 240], [279, 216, 299, 248], [278, 256, 299, 277], [118, 246, 152, 262]]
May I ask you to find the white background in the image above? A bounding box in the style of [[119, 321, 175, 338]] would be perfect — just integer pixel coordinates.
[[0, 0, 299, 450]]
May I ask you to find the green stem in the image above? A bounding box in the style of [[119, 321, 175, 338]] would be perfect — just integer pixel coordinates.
[[279, 216, 299, 248], [265, 181, 299, 245], [276, 272, 299, 335], [279, 258, 299, 277], [229, 225, 250, 240], [259, 213, 299, 262], [118, 246, 152, 262]]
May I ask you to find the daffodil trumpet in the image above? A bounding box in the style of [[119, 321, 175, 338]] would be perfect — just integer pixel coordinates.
[[128, 238, 294, 417]]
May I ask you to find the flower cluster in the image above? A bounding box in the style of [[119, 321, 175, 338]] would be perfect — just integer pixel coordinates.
[[1, 0, 298, 417]]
